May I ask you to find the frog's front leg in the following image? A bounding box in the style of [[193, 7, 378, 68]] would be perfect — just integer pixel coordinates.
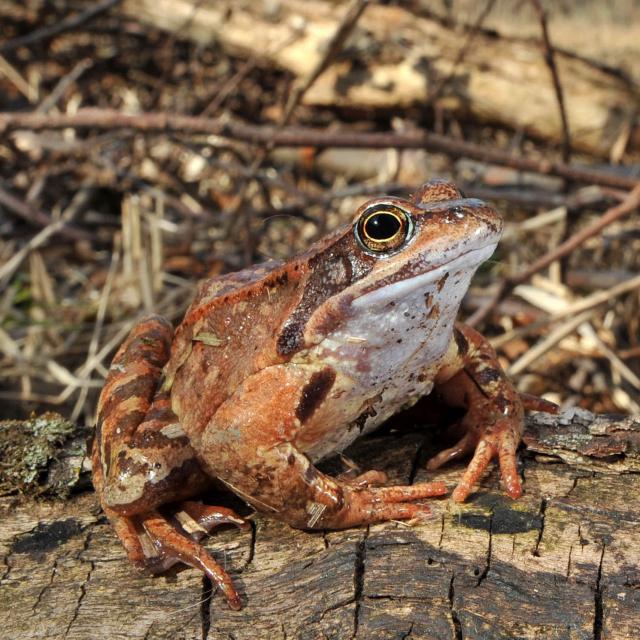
[[430, 323, 530, 502], [198, 365, 447, 530], [93, 316, 247, 609]]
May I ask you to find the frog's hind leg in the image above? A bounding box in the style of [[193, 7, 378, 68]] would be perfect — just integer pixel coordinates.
[[93, 316, 247, 609], [198, 364, 448, 531], [519, 392, 558, 414]]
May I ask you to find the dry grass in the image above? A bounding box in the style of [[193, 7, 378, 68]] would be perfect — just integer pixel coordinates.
[[0, 0, 639, 426]]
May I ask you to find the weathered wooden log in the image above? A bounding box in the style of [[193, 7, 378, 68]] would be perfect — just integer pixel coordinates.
[[120, 0, 639, 158], [1, 409, 639, 639]]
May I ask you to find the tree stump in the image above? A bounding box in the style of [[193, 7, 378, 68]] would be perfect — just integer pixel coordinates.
[[1, 409, 639, 639]]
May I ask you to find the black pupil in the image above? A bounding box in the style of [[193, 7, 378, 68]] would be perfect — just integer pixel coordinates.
[[365, 212, 401, 240]]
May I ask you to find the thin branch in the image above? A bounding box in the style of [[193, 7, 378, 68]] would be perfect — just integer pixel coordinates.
[[491, 271, 640, 350], [530, 0, 572, 163], [0, 0, 121, 54], [1, 109, 638, 191], [507, 310, 594, 375], [426, 0, 496, 105], [511, 184, 640, 285], [0, 218, 70, 287], [282, 0, 369, 124], [36, 59, 93, 114], [469, 184, 640, 326], [0, 184, 89, 240]]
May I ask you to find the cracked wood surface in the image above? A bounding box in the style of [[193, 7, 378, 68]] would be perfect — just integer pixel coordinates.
[[1, 409, 639, 639]]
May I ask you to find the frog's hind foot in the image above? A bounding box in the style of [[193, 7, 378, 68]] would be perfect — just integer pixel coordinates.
[[140, 504, 248, 610], [316, 480, 448, 529], [337, 469, 388, 488], [105, 502, 249, 610]]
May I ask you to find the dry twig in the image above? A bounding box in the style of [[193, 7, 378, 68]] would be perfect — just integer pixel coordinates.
[[469, 184, 640, 326], [1, 109, 637, 191], [530, 0, 572, 163], [0, 0, 122, 54], [0, 184, 88, 240]]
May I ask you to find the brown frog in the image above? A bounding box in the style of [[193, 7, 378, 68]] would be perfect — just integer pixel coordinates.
[[92, 179, 553, 609]]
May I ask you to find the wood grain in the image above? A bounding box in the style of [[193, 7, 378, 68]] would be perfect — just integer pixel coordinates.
[[1, 409, 639, 639]]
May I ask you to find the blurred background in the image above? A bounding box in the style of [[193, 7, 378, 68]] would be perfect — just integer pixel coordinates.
[[1, 0, 639, 429]]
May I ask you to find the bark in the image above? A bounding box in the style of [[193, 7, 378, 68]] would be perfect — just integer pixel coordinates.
[[120, 0, 639, 158], [1, 408, 639, 639]]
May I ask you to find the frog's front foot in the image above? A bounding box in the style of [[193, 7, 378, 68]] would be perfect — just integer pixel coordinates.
[[426, 323, 559, 502], [427, 387, 559, 502], [425, 409, 522, 502]]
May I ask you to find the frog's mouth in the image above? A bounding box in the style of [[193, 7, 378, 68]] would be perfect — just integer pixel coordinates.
[[352, 243, 497, 308]]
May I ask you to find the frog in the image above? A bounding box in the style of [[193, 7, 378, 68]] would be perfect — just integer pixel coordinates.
[[92, 179, 554, 609]]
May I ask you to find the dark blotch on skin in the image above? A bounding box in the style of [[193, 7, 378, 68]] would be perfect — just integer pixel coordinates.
[[436, 272, 449, 292], [114, 457, 209, 516], [476, 367, 501, 385], [454, 328, 469, 356], [276, 319, 306, 357], [277, 237, 374, 355], [351, 398, 380, 433], [303, 464, 320, 484], [136, 428, 190, 450], [99, 377, 152, 417], [265, 272, 289, 287], [145, 403, 175, 425], [100, 410, 148, 477], [115, 448, 150, 478], [296, 368, 337, 423]]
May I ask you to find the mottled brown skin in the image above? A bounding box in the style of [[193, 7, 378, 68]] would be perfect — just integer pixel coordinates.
[[92, 180, 555, 609]]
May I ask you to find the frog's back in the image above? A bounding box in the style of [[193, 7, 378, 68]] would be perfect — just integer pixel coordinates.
[[165, 258, 307, 436]]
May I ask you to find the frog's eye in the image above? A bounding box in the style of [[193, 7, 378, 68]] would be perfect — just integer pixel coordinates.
[[355, 205, 412, 254]]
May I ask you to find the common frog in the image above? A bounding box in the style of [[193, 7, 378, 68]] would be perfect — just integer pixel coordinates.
[[92, 179, 553, 609]]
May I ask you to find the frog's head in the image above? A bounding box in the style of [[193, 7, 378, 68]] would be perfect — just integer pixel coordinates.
[[277, 179, 502, 357]]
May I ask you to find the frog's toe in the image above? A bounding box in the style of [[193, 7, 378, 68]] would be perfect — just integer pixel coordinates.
[[174, 501, 250, 533], [519, 392, 558, 414], [451, 439, 495, 502], [450, 427, 521, 503], [497, 442, 522, 499], [339, 469, 388, 488], [365, 482, 447, 502], [425, 431, 476, 471], [324, 497, 430, 528]]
